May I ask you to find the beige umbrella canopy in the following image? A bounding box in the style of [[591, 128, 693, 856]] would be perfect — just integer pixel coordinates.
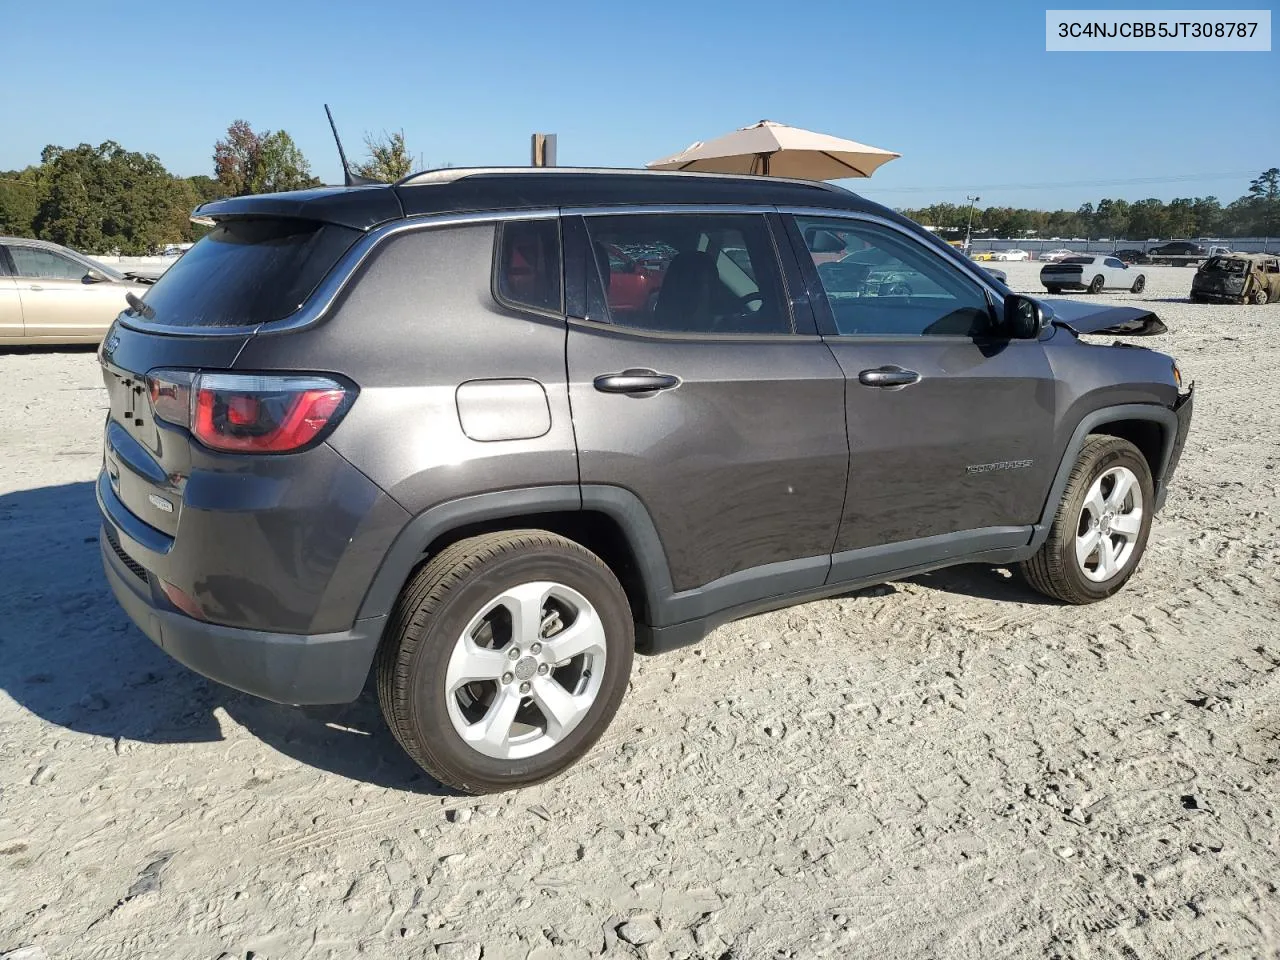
[[647, 119, 900, 180]]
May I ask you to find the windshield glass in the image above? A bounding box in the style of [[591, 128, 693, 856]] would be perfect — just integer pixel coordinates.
[[130, 218, 361, 327]]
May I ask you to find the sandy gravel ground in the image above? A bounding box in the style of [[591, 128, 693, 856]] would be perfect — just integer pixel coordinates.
[[1, 263, 1277, 960]]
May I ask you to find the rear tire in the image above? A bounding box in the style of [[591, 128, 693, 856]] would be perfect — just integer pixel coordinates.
[[1130, 275, 1146, 294], [1045, 286, 1063, 295], [376, 530, 634, 793], [1089, 274, 1105, 294], [1021, 436, 1153, 604]]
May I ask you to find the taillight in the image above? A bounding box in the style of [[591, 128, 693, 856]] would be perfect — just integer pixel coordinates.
[[145, 370, 353, 454], [147, 370, 194, 426]]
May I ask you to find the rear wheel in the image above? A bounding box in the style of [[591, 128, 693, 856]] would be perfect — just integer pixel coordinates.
[[1089, 274, 1105, 294], [1021, 436, 1153, 604], [1045, 286, 1063, 295], [376, 531, 634, 793], [1130, 275, 1146, 294]]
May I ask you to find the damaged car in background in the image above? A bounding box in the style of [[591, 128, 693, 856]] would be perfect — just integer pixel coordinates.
[[1190, 253, 1280, 305]]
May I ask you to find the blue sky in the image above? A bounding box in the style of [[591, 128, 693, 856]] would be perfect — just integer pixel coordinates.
[[2, 0, 1276, 210]]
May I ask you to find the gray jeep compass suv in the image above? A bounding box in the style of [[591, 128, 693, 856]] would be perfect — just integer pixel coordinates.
[[97, 168, 1194, 793]]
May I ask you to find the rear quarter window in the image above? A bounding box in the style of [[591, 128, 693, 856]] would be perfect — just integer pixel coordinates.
[[132, 219, 362, 327], [494, 219, 562, 315]]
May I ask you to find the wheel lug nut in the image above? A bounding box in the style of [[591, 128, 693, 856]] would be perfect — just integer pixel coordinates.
[[531, 642, 542, 654], [501, 672, 514, 684], [508, 647, 521, 660], [537, 663, 550, 675], [519, 681, 531, 694]]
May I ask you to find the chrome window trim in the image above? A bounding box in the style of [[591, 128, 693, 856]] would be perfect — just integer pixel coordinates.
[[566, 204, 778, 217], [776, 205, 1009, 303], [117, 208, 560, 338]]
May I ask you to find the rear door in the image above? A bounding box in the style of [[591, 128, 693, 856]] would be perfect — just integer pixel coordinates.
[[0, 248, 21, 339], [8, 244, 126, 339], [785, 213, 1057, 574], [564, 210, 848, 606]]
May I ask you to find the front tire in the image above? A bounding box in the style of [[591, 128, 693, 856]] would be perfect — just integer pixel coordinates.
[[1021, 436, 1153, 604], [1089, 274, 1105, 294], [376, 530, 634, 793], [1253, 288, 1270, 305]]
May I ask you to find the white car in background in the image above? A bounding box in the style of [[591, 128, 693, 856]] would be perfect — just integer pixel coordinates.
[[1041, 255, 1147, 294], [1039, 248, 1076, 263], [992, 248, 1030, 261]]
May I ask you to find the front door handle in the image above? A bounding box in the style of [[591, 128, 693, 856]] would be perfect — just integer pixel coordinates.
[[27, 284, 43, 292], [858, 365, 920, 388], [593, 369, 680, 395]]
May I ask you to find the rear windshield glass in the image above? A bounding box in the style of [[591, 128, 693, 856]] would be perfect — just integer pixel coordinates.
[[1203, 257, 1245, 274], [1062, 257, 1095, 265], [131, 218, 361, 327]]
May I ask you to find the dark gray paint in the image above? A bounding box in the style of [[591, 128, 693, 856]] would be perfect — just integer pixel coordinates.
[[566, 320, 848, 592], [824, 336, 1058, 550]]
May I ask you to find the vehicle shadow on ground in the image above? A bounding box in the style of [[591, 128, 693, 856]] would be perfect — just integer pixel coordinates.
[[905, 564, 1059, 605], [0, 481, 454, 796], [0, 344, 99, 356]]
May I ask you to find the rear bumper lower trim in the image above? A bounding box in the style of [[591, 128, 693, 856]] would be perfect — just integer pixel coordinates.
[[101, 529, 385, 704]]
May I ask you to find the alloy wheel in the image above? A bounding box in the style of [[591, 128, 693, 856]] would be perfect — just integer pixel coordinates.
[[444, 581, 607, 760], [1075, 466, 1144, 582]]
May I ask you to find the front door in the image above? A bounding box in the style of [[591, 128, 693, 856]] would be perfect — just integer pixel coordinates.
[[564, 211, 849, 616], [787, 214, 1057, 576]]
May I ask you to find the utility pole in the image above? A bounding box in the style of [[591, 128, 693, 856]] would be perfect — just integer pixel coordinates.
[[964, 195, 981, 254], [531, 133, 557, 167]]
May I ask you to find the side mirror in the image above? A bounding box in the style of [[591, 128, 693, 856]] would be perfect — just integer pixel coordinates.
[[1003, 293, 1044, 339], [83, 270, 108, 284]]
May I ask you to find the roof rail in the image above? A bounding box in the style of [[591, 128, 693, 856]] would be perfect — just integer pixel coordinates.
[[394, 165, 852, 194]]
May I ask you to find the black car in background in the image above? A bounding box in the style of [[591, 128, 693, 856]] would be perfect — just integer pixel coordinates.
[[1149, 241, 1206, 258], [1114, 249, 1151, 264]]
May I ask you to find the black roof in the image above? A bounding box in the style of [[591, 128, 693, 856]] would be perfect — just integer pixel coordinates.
[[194, 167, 876, 231]]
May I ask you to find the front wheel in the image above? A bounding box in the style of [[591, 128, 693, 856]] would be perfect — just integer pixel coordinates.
[[1089, 274, 1105, 294], [1021, 436, 1153, 604], [1130, 275, 1146, 294], [376, 531, 634, 793], [1253, 288, 1270, 305]]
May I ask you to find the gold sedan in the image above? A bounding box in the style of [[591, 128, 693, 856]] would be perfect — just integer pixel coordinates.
[[0, 238, 152, 346]]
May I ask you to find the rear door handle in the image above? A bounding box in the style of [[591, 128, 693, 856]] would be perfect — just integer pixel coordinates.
[[858, 366, 920, 388], [27, 285, 43, 291], [593, 369, 681, 395]]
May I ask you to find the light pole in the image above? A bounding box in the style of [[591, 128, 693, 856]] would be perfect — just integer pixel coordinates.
[[964, 195, 981, 254]]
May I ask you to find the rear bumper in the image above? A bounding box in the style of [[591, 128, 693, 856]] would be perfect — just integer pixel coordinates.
[[1156, 384, 1194, 510], [100, 523, 385, 705]]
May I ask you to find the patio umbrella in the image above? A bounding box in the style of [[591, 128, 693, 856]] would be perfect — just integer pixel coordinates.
[[646, 120, 900, 180]]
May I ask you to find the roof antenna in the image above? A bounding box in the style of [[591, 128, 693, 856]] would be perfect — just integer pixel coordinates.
[[325, 104, 380, 186]]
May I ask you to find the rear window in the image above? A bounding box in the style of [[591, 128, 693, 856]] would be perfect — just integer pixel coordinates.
[[131, 219, 361, 327], [1062, 257, 1095, 265], [1203, 257, 1245, 274]]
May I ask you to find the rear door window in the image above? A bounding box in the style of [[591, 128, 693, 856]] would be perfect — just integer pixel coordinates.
[[576, 213, 791, 335], [132, 219, 361, 327]]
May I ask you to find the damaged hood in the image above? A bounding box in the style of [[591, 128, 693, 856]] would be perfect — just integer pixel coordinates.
[[1045, 300, 1167, 336]]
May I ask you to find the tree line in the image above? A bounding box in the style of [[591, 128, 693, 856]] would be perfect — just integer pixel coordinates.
[[2, 123, 1274, 254], [901, 169, 1280, 241], [0, 121, 419, 255]]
